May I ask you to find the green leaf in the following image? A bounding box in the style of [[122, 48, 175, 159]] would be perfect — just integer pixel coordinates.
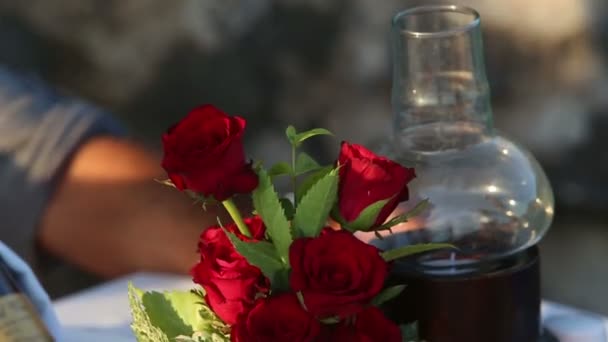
[[400, 321, 419, 342], [252, 160, 263, 170], [175, 332, 230, 342], [371, 284, 406, 306], [341, 198, 392, 232], [280, 198, 295, 220], [129, 283, 230, 342], [141, 292, 200, 338], [293, 128, 333, 147], [375, 199, 430, 232], [129, 283, 228, 341], [268, 162, 293, 177], [403, 198, 430, 219], [252, 168, 293, 263], [296, 291, 308, 311], [129, 283, 171, 342], [154, 178, 177, 189], [381, 243, 455, 262], [296, 166, 333, 204], [294, 152, 321, 176], [319, 316, 340, 324], [225, 231, 289, 289], [155, 179, 216, 208], [293, 168, 339, 237], [286, 125, 297, 144]]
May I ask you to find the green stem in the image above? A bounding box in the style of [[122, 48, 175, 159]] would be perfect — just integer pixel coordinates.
[[291, 145, 297, 208], [221, 199, 251, 238]]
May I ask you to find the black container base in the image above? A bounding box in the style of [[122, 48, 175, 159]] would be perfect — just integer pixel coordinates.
[[386, 246, 541, 342], [540, 329, 559, 342]]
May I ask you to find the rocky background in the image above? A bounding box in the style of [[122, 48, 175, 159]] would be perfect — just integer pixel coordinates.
[[0, 0, 607, 313]]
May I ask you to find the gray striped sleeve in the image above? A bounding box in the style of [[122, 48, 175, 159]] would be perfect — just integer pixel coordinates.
[[0, 67, 125, 272]]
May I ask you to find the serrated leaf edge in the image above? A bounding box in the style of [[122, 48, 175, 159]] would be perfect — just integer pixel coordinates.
[[128, 282, 171, 342], [293, 168, 339, 237], [252, 168, 293, 263], [224, 230, 288, 288]]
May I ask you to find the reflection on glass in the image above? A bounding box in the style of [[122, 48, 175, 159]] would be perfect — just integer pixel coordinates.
[[376, 5, 554, 274]]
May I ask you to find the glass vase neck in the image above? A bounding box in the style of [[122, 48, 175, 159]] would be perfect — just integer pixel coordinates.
[[391, 5, 493, 142]]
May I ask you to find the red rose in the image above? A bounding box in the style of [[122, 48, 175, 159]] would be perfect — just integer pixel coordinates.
[[198, 215, 266, 247], [334, 141, 415, 229], [289, 229, 388, 318], [321, 307, 402, 342], [231, 294, 322, 342], [191, 217, 269, 325], [161, 104, 258, 201]]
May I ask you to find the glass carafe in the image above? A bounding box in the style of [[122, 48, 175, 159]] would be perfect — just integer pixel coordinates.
[[377, 5, 554, 275]]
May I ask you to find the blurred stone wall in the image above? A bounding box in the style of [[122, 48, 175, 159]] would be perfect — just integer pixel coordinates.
[[0, 0, 606, 209], [2, 0, 608, 314]]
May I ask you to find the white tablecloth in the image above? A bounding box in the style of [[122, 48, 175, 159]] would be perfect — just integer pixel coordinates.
[[53, 272, 608, 341]]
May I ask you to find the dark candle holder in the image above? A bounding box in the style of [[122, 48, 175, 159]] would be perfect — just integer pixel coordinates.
[[386, 246, 541, 342]]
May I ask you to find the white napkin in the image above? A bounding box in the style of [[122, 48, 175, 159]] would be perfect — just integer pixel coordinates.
[[0, 241, 62, 340], [545, 314, 607, 342]]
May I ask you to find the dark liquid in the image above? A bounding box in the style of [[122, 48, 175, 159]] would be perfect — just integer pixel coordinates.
[[371, 226, 528, 276], [384, 247, 541, 342]]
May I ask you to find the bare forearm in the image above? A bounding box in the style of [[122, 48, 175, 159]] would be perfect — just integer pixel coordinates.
[[38, 137, 226, 277]]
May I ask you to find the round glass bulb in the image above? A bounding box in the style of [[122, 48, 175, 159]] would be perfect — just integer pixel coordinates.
[[373, 5, 554, 275]]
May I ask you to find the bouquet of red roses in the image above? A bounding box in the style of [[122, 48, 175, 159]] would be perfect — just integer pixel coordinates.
[[129, 105, 449, 342]]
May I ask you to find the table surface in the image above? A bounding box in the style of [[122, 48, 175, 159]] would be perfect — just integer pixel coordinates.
[[53, 272, 608, 341]]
